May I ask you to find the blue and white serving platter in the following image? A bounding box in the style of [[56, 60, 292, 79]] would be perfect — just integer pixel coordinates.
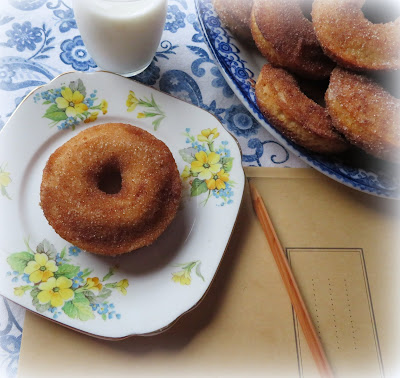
[[196, 0, 400, 199], [0, 71, 245, 339]]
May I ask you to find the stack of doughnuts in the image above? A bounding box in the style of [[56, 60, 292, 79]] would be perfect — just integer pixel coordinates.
[[214, 0, 400, 162]]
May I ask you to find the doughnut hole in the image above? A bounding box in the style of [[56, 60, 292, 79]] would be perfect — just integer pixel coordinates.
[[97, 161, 122, 195], [299, 0, 313, 22], [297, 76, 330, 107], [361, 0, 400, 24], [368, 70, 400, 99]]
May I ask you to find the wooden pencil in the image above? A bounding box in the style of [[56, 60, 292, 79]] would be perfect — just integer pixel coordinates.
[[248, 180, 334, 378]]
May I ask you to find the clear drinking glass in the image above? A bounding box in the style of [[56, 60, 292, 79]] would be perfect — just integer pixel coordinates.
[[72, 0, 167, 76]]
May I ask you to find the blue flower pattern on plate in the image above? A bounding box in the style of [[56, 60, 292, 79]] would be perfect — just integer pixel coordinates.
[[224, 104, 259, 137], [68, 246, 81, 257]]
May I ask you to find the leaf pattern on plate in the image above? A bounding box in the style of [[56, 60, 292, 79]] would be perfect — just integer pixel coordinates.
[[180, 127, 235, 206], [33, 79, 107, 130], [7, 239, 129, 322], [126, 90, 166, 130]]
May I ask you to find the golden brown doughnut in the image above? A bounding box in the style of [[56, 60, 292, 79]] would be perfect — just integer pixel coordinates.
[[312, 0, 400, 71], [213, 0, 254, 43], [250, 0, 335, 79], [40, 123, 182, 256], [326, 67, 400, 162], [255, 64, 349, 154]]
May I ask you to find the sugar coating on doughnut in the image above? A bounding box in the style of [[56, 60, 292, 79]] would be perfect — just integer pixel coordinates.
[[255, 64, 349, 154], [40, 123, 182, 256], [326, 67, 400, 162], [312, 0, 400, 71], [213, 0, 254, 42], [251, 0, 335, 79]]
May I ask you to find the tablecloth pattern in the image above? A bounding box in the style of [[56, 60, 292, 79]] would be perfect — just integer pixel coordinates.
[[0, 0, 306, 376]]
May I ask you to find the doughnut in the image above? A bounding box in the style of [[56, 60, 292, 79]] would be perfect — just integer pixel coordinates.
[[255, 64, 349, 154], [326, 67, 400, 162], [250, 0, 335, 79], [40, 123, 182, 256], [213, 0, 254, 43], [312, 0, 400, 71]]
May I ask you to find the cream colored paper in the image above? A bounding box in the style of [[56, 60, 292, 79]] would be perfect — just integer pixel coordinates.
[[18, 168, 400, 377], [288, 248, 383, 378]]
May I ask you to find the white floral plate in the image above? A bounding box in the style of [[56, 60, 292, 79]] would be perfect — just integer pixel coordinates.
[[0, 71, 245, 339]]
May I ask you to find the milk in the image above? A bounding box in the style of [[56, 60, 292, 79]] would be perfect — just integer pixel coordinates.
[[72, 0, 167, 76]]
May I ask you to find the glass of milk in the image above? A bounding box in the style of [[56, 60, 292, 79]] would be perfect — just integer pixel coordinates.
[[72, 0, 167, 76]]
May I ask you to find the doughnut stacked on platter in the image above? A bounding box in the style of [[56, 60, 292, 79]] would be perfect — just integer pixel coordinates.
[[214, 0, 400, 162]]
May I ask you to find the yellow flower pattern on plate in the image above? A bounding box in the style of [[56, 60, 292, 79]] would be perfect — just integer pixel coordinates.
[[0, 163, 11, 199], [24, 252, 57, 283], [34, 79, 107, 130], [172, 261, 204, 286], [7, 240, 129, 321], [179, 128, 235, 206], [126, 90, 166, 130], [191, 151, 222, 181], [37, 276, 74, 308], [55, 87, 88, 118]]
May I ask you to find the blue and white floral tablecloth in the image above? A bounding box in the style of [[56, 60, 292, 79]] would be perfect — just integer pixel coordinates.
[[0, 0, 305, 376]]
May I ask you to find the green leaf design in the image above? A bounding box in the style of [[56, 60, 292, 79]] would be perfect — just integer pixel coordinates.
[[36, 240, 57, 259], [54, 264, 80, 279], [152, 117, 163, 130], [221, 157, 234, 173], [60, 247, 66, 259], [81, 290, 96, 304], [142, 112, 159, 117], [179, 147, 197, 164], [138, 99, 152, 107], [1, 186, 11, 200], [93, 288, 112, 304], [102, 267, 115, 282], [31, 287, 51, 313], [69, 78, 86, 98], [195, 262, 205, 281], [191, 178, 208, 197], [62, 293, 95, 321], [62, 300, 79, 318], [43, 104, 68, 122], [7, 252, 35, 274], [80, 268, 93, 279]]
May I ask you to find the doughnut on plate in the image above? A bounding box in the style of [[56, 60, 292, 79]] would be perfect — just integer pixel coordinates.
[[0, 71, 245, 339], [196, 0, 400, 198]]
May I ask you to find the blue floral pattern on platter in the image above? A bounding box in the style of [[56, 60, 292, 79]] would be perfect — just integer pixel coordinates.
[[195, 0, 400, 199], [0, 298, 22, 378]]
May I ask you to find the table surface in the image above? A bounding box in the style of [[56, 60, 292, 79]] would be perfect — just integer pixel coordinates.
[[0, 1, 305, 377]]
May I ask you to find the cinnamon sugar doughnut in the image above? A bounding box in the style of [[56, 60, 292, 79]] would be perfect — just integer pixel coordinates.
[[213, 0, 253, 43], [251, 0, 335, 79], [326, 67, 400, 162], [312, 0, 400, 71], [255, 64, 349, 154], [40, 123, 182, 256]]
